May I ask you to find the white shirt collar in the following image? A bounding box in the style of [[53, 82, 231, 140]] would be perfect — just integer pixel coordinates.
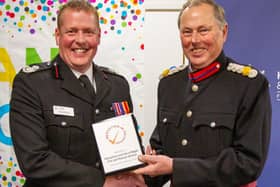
[[71, 63, 97, 92], [71, 63, 93, 83]]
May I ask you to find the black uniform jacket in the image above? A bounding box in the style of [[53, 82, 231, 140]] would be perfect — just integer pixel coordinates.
[[10, 55, 133, 187], [149, 52, 271, 187]]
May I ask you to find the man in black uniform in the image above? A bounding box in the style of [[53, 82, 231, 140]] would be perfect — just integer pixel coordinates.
[[9, 0, 146, 187], [134, 0, 271, 187]]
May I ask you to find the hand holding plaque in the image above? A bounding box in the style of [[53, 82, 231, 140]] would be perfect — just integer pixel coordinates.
[[92, 113, 145, 175]]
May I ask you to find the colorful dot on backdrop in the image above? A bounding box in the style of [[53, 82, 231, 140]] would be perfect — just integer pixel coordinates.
[[0, 156, 25, 186], [0, 0, 145, 37], [132, 73, 142, 82]]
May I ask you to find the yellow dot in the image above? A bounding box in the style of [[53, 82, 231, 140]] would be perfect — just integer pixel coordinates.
[[24, 1, 29, 6], [8, 161, 13, 167], [18, 21, 23, 27]]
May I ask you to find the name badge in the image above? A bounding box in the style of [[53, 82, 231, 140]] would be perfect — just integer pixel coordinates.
[[53, 105, 74, 117]]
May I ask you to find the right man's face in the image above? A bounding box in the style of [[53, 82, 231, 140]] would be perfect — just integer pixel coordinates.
[[179, 4, 228, 70]]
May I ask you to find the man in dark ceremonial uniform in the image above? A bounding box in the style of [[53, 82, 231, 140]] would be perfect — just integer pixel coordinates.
[[134, 0, 271, 187], [9, 0, 146, 187]]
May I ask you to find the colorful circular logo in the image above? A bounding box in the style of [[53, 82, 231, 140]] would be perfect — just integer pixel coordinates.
[[105, 125, 126, 144]]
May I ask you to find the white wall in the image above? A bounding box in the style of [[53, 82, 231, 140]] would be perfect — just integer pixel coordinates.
[[143, 10, 183, 146], [143, 6, 184, 187], [142, 2, 186, 186]]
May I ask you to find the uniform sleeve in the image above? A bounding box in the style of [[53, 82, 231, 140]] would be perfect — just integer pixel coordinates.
[[171, 76, 271, 186], [146, 80, 172, 187], [9, 73, 104, 187]]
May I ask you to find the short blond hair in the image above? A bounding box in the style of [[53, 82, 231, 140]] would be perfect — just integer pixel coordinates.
[[57, 0, 100, 29]]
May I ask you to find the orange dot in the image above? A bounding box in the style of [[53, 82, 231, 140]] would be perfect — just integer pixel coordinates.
[[135, 9, 141, 15], [139, 131, 144, 137]]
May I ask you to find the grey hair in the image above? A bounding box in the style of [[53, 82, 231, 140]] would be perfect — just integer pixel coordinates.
[[177, 0, 227, 29]]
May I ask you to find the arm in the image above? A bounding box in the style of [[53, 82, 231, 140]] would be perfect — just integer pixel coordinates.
[[10, 73, 104, 187]]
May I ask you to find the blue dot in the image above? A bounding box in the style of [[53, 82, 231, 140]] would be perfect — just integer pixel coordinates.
[[105, 7, 110, 12], [14, 7, 20, 12], [97, 3, 103, 9], [41, 15, 47, 21]]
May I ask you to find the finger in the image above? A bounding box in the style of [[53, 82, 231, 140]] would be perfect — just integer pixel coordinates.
[[133, 164, 155, 175], [138, 155, 158, 164], [145, 145, 152, 155]]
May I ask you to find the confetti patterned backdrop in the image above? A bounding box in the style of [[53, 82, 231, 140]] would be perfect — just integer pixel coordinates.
[[0, 0, 145, 186]]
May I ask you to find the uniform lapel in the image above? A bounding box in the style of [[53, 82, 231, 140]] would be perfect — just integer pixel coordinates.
[[94, 66, 111, 106], [56, 57, 94, 104]]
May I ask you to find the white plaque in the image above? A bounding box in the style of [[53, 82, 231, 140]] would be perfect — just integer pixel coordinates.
[[92, 113, 144, 175]]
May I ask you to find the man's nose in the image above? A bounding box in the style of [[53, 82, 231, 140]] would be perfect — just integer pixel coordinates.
[[75, 32, 86, 43], [191, 31, 201, 43]]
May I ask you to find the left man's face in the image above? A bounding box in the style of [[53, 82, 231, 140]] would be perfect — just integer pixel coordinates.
[[55, 9, 100, 73]]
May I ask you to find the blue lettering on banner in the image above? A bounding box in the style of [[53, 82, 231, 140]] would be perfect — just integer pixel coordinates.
[[0, 104, 12, 146]]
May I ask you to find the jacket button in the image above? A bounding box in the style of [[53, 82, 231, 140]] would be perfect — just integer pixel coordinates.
[[192, 84, 199, 92], [95, 161, 100, 168], [210, 122, 216, 128], [95, 109, 100, 115], [181, 139, 188, 146], [61, 121, 67, 126], [162, 118, 167, 123], [186, 110, 192, 118]]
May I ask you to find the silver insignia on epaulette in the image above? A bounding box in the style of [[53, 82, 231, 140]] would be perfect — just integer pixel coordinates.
[[159, 64, 187, 79], [227, 63, 258, 78], [22, 65, 40, 73]]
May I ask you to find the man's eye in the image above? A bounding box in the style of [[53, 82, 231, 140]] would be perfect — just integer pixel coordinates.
[[85, 30, 99, 35], [182, 30, 192, 36], [199, 29, 209, 35], [65, 30, 76, 35]]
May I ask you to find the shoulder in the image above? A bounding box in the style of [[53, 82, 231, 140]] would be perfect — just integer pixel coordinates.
[[225, 58, 268, 86], [226, 61, 258, 79], [21, 62, 52, 74], [96, 65, 128, 81], [159, 64, 188, 80]]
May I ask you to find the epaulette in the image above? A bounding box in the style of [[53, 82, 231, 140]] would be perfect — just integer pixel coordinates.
[[99, 66, 121, 77], [22, 62, 52, 74], [159, 63, 187, 79], [227, 62, 258, 78]]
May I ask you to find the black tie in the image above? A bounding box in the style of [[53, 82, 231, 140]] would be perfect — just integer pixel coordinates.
[[79, 75, 96, 99]]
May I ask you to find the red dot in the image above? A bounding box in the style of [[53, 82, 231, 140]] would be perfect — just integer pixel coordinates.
[[10, 12, 15, 18], [140, 44, 144, 50]]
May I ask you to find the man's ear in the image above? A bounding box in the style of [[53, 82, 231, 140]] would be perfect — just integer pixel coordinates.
[[223, 24, 228, 42], [55, 28, 60, 46]]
